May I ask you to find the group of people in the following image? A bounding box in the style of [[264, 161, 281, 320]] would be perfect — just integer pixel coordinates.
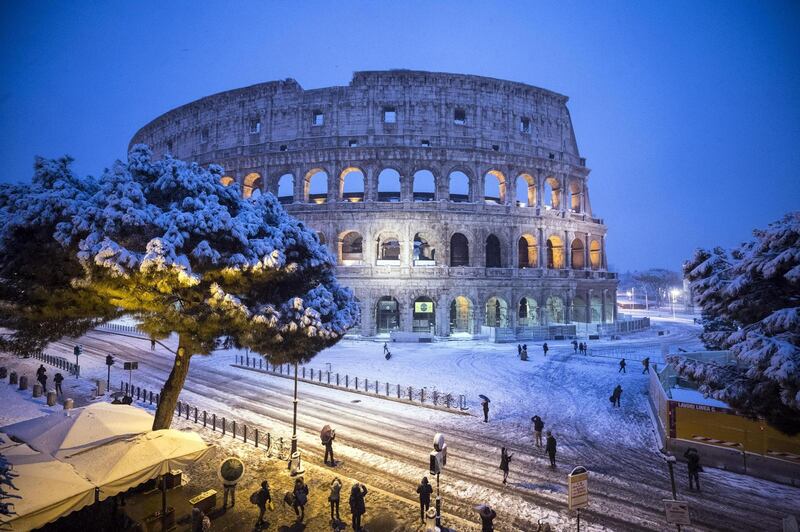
[[35, 364, 64, 396], [571, 340, 589, 355]]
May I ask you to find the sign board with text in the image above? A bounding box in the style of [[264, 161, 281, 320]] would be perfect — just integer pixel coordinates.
[[568, 467, 589, 510], [663, 499, 691, 525]]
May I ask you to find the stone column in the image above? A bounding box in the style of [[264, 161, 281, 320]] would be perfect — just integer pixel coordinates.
[[327, 167, 338, 203], [564, 290, 572, 323], [537, 227, 545, 269], [565, 230, 572, 269], [584, 232, 590, 270], [364, 166, 377, 202], [536, 170, 545, 208], [601, 235, 608, 270], [400, 293, 412, 332], [294, 167, 305, 203], [507, 173, 516, 206], [560, 174, 568, 212], [586, 289, 593, 323], [360, 295, 375, 336], [601, 289, 608, 323], [437, 293, 450, 336]]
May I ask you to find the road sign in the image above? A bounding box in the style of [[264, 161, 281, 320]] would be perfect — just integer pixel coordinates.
[[663, 499, 691, 525], [568, 466, 589, 510], [123, 361, 138, 370]]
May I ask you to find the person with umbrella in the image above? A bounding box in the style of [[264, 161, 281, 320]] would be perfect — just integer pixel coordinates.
[[480, 395, 490, 423], [321, 424, 336, 466], [499, 447, 513, 485], [475, 505, 497, 532]]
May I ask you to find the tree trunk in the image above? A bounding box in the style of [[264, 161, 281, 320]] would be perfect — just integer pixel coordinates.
[[152, 338, 192, 430]]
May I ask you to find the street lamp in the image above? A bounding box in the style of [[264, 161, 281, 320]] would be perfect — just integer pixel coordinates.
[[670, 289, 680, 319]]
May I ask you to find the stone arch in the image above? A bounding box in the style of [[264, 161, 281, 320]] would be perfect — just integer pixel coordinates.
[[545, 295, 565, 324], [377, 168, 401, 202], [590, 239, 602, 269], [304, 168, 329, 203], [340, 167, 365, 202], [546, 235, 565, 269], [376, 296, 400, 333], [220, 176, 235, 187], [276, 173, 294, 204], [413, 232, 436, 263], [515, 173, 536, 207], [543, 176, 562, 209], [448, 170, 471, 202], [518, 234, 538, 268], [339, 230, 364, 264], [242, 172, 263, 199], [449, 295, 474, 334], [412, 295, 436, 333], [572, 295, 588, 323], [412, 169, 436, 201], [571, 238, 585, 269], [569, 180, 582, 212], [485, 234, 502, 268], [517, 296, 539, 327], [483, 170, 506, 204], [376, 231, 401, 262], [450, 232, 470, 266], [485, 296, 509, 328]]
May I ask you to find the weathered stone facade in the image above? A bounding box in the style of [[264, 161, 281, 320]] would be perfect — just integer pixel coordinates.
[[130, 70, 618, 337]]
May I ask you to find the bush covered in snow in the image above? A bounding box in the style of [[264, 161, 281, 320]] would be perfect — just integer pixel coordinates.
[[670, 212, 800, 434]]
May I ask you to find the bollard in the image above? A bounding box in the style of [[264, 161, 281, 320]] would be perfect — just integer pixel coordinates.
[[222, 418, 226, 436], [355, 377, 358, 390], [310, 368, 314, 380], [9, 371, 18, 385], [397, 384, 401, 398], [386, 382, 390, 396], [408, 386, 413, 401], [302, 367, 306, 379], [203, 411, 207, 427], [96, 380, 106, 396], [47, 390, 57, 406], [327, 372, 331, 384], [232, 420, 236, 439], [194, 407, 198, 423], [32, 383, 43, 398], [19, 375, 28, 391], [212, 413, 216, 431], [336, 373, 340, 386], [255, 428, 259, 447], [376, 380, 379, 394], [64, 398, 74, 410], [345, 375, 349, 387], [243, 425, 248, 444]]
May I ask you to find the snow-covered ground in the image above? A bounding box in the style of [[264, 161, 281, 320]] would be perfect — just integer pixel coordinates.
[[6, 320, 799, 531]]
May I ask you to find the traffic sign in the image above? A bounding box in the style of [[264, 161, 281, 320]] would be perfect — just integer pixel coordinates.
[[123, 361, 139, 371], [568, 466, 589, 510], [663, 499, 691, 525]]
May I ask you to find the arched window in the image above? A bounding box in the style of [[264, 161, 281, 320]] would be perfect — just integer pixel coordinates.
[[545, 296, 565, 324], [569, 181, 581, 212], [571, 239, 585, 269], [518, 235, 538, 268], [376, 296, 400, 333], [543, 177, 562, 209], [243, 173, 262, 199], [340, 167, 365, 202], [413, 169, 435, 201], [340, 231, 363, 264], [450, 233, 469, 266], [485, 297, 508, 327], [590, 240, 602, 269], [486, 234, 502, 268], [518, 296, 539, 327], [377, 233, 400, 262], [220, 176, 235, 187], [572, 296, 587, 323], [277, 173, 294, 204], [484, 170, 506, 204], [449, 171, 470, 202], [515, 174, 536, 207], [412, 296, 435, 333], [305, 169, 328, 203], [546, 236, 565, 269], [377, 168, 401, 202], [413, 233, 436, 264], [450, 296, 473, 334]]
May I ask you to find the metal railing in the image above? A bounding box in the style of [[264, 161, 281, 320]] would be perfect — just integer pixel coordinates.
[[29, 351, 80, 376]]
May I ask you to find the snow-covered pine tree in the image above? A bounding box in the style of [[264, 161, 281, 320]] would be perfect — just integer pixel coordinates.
[[0, 146, 360, 430], [670, 212, 800, 434]]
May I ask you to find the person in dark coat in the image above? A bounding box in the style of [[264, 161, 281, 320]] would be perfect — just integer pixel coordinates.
[[619, 358, 626, 373], [482, 400, 490, 423], [37, 372, 47, 391], [499, 447, 513, 484], [612, 384, 623, 407], [531, 415, 545, 447], [572, 340, 578, 353], [53, 372, 64, 396], [383, 342, 389, 356], [416, 476, 433, 522], [517, 344, 522, 357], [684, 448, 702, 491], [254, 480, 271, 527], [292, 477, 309, 522], [329, 477, 342, 523], [642, 357, 650, 374], [349, 483, 367, 531], [323, 427, 336, 466], [479, 506, 497, 532], [545, 431, 557, 468], [542, 342, 549, 356]]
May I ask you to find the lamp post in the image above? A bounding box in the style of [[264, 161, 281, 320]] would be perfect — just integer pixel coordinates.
[[670, 289, 680, 319]]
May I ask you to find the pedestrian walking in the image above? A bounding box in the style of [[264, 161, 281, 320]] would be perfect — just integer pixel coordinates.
[[531, 415, 545, 447], [322, 425, 336, 466], [37, 372, 47, 391], [482, 399, 490, 423], [684, 448, 703, 491], [292, 477, 309, 522], [542, 342, 549, 356], [416, 476, 433, 522], [611, 384, 623, 407], [349, 482, 367, 531], [479, 505, 497, 532], [517, 344, 522, 357], [329, 477, 342, 523], [222, 479, 237, 509], [545, 431, 557, 468], [572, 340, 578, 353], [499, 447, 513, 484], [642, 357, 650, 374], [578, 342, 584, 355], [250, 480, 272, 527], [151, 338, 156, 351], [36, 364, 46, 380], [383, 342, 389, 356], [53, 372, 64, 396], [618, 358, 626, 373], [520, 345, 528, 361]]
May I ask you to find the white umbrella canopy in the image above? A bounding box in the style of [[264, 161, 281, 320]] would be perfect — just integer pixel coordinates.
[[0, 437, 96, 531], [65, 429, 211, 500], [2, 402, 153, 459]]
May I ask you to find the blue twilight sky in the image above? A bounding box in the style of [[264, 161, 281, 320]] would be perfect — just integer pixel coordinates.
[[1, 1, 798, 272]]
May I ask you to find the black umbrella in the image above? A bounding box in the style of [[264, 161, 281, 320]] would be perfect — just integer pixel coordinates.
[[478, 394, 491, 402]]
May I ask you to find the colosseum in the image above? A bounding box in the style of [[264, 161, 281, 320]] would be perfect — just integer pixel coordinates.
[[130, 70, 618, 340]]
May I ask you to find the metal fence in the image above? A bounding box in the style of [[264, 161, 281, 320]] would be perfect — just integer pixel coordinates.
[[96, 322, 147, 336], [234, 355, 469, 412], [29, 351, 80, 376]]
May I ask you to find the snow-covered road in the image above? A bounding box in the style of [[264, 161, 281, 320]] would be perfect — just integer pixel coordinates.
[[39, 322, 800, 531]]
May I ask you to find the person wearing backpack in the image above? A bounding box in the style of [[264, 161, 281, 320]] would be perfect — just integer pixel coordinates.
[[292, 477, 309, 522], [250, 480, 272, 527]]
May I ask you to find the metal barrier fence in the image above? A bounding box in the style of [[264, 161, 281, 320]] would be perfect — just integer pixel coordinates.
[[96, 322, 147, 336], [119, 381, 287, 455], [233, 355, 468, 412], [30, 351, 80, 376]]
